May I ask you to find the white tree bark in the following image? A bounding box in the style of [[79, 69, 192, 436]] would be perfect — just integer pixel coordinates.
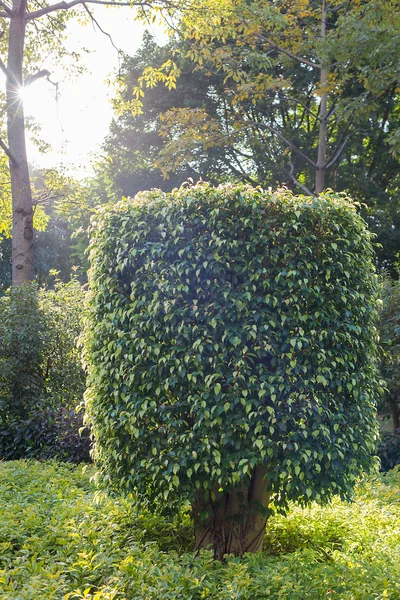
[[7, 0, 35, 284]]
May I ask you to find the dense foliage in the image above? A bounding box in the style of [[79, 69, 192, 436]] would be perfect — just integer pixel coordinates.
[[0, 279, 90, 461], [378, 432, 400, 473], [379, 273, 400, 428], [0, 460, 399, 599], [108, 0, 400, 271], [84, 183, 380, 536], [105, 32, 239, 197], [377, 273, 400, 470]]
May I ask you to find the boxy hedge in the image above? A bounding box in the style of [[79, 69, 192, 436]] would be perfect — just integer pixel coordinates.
[[83, 183, 380, 556]]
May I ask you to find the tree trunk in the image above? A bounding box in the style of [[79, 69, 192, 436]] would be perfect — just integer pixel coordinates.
[[315, 0, 328, 195], [7, 0, 35, 285], [193, 465, 271, 560]]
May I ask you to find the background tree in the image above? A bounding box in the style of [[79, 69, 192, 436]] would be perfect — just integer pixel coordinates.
[[106, 32, 236, 196], [168, 0, 400, 187], [107, 8, 400, 269], [379, 272, 400, 431], [0, 0, 175, 285]]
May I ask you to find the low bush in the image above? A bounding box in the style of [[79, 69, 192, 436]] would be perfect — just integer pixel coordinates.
[[0, 406, 91, 462], [378, 429, 400, 472], [0, 278, 90, 462], [0, 460, 399, 599]]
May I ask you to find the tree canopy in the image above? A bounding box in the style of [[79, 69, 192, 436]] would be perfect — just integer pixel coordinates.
[[105, 3, 400, 268]]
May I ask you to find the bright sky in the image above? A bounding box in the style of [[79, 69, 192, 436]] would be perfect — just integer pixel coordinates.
[[20, 6, 166, 179]]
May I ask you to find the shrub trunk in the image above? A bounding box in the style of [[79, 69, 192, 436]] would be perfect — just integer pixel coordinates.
[[193, 465, 270, 559]]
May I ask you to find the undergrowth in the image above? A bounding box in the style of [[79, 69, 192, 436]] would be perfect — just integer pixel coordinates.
[[0, 461, 399, 599]]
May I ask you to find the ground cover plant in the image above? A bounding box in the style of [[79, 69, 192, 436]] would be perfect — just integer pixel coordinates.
[[0, 460, 399, 599], [84, 183, 380, 557]]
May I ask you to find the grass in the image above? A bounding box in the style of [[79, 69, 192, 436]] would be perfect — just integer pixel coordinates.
[[0, 461, 399, 599]]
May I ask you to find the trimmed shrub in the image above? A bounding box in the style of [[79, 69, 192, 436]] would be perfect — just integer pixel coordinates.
[[84, 183, 380, 557], [0, 278, 90, 462]]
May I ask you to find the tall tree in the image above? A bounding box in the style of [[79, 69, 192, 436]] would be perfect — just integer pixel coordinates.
[[0, 0, 172, 285], [176, 0, 399, 189], [123, 0, 399, 194], [105, 32, 242, 196], [105, 6, 400, 268]]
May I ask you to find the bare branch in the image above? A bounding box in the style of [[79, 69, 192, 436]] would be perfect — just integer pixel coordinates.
[[285, 160, 314, 196], [229, 119, 318, 168], [228, 146, 253, 160], [82, 2, 121, 55], [0, 1, 12, 16], [30, 8, 71, 51], [221, 155, 258, 186], [0, 136, 19, 166], [26, 0, 149, 20], [225, 145, 259, 185], [327, 103, 339, 120], [24, 68, 51, 85], [324, 115, 353, 167], [253, 121, 318, 168], [325, 134, 350, 169], [257, 33, 321, 70], [0, 56, 11, 79]]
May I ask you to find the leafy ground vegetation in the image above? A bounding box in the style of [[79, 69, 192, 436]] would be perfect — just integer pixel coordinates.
[[0, 461, 399, 600]]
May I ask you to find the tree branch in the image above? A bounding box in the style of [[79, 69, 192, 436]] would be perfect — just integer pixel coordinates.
[[326, 103, 339, 120], [221, 155, 258, 186], [325, 134, 350, 169], [249, 120, 318, 168], [24, 68, 51, 85], [229, 119, 317, 168], [82, 2, 121, 55], [26, 0, 150, 20], [285, 160, 314, 196], [0, 136, 19, 167], [257, 33, 321, 70], [324, 116, 353, 168], [0, 1, 12, 16], [0, 56, 11, 79]]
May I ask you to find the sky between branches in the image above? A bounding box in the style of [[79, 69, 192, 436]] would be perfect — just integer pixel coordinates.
[[1, 5, 165, 179]]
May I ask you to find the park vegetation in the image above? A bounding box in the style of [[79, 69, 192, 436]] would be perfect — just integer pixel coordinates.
[[0, 0, 399, 593], [0, 460, 399, 598], [0, 277, 89, 462]]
